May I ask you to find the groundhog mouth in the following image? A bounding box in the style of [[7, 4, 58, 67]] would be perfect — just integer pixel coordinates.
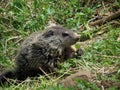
[[71, 39, 79, 46]]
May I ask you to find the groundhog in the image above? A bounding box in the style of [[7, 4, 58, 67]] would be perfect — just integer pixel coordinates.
[[0, 25, 82, 85]]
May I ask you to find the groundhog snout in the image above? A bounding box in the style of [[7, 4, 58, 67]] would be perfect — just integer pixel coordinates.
[[74, 33, 80, 41]]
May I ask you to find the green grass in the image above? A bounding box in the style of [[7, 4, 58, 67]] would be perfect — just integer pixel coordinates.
[[0, 0, 120, 90]]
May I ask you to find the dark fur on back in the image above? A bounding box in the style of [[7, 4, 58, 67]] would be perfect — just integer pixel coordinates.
[[0, 25, 80, 85]]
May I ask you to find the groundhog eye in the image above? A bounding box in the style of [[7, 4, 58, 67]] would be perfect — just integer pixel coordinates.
[[62, 32, 69, 37]]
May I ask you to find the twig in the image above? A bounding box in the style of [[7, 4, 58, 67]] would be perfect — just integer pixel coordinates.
[[39, 67, 53, 81], [13, 79, 41, 89], [102, 1, 105, 10], [86, 0, 91, 7], [89, 10, 120, 26], [2, 76, 13, 85], [95, 54, 120, 59], [53, 68, 71, 82]]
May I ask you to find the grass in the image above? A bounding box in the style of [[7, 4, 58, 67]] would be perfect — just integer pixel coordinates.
[[0, 0, 120, 90]]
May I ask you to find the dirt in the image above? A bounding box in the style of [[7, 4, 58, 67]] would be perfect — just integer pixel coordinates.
[[58, 70, 91, 87], [58, 68, 120, 89], [97, 80, 120, 89]]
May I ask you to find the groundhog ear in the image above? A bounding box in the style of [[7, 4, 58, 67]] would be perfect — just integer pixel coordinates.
[[43, 30, 54, 38]]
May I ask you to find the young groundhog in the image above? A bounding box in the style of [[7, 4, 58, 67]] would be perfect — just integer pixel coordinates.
[[0, 25, 81, 85]]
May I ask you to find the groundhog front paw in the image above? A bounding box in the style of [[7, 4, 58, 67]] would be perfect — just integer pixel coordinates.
[[76, 48, 84, 58]]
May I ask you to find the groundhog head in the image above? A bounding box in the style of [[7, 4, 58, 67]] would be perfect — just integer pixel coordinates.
[[43, 25, 80, 48]]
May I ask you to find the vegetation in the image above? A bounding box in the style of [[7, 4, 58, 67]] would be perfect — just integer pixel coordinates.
[[0, 0, 120, 90]]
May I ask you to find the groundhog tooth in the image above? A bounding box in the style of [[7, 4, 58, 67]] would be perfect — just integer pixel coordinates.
[[71, 45, 77, 52]]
